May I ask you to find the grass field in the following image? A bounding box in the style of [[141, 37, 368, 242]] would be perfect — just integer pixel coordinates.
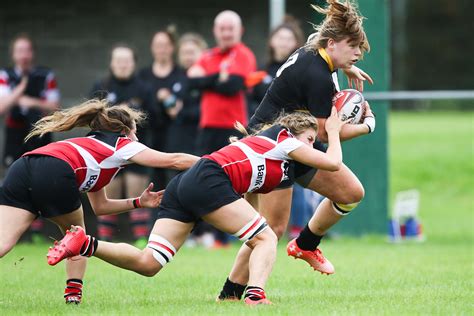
[[1, 111, 473, 315]]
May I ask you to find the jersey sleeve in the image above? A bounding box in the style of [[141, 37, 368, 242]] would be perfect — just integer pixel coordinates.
[[44, 72, 60, 102], [276, 138, 305, 159], [301, 66, 334, 118], [0, 70, 12, 97], [115, 138, 149, 163]]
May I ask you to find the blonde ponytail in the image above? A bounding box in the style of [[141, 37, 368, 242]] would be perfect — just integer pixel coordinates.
[[25, 99, 145, 142]]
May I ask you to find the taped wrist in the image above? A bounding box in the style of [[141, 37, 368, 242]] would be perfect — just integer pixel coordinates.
[[363, 116, 376, 133]]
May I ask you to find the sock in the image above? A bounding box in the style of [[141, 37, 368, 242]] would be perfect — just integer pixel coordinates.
[[80, 236, 98, 257], [218, 277, 247, 300], [244, 286, 266, 301], [64, 279, 83, 302], [295, 224, 324, 251]]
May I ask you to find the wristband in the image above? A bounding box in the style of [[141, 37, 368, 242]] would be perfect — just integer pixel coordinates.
[[363, 116, 376, 133], [132, 197, 142, 209]]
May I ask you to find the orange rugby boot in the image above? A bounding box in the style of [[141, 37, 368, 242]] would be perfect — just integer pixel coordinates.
[[286, 238, 335, 275]]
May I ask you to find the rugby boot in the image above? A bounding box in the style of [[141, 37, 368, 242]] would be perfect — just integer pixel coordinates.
[[47, 226, 87, 266], [286, 238, 335, 275]]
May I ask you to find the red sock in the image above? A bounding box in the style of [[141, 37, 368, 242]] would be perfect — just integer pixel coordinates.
[[64, 279, 83, 304]]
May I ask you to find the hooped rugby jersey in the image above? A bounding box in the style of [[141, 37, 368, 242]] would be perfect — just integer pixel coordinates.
[[24, 131, 148, 192], [205, 125, 304, 194]]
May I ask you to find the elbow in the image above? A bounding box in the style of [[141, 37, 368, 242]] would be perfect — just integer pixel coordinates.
[[327, 160, 342, 172]]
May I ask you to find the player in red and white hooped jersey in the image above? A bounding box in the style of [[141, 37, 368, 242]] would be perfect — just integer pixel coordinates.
[[0, 99, 199, 304], [48, 108, 346, 305]]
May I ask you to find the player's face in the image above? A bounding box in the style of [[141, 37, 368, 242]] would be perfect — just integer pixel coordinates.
[[110, 47, 135, 80], [214, 20, 242, 50], [178, 41, 203, 70], [327, 38, 362, 69], [12, 39, 34, 71], [295, 128, 317, 147], [151, 33, 174, 62], [271, 28, 298, 61]]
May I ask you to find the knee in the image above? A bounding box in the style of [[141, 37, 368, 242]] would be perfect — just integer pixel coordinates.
[[249, 228, 278, 249], [337, 183, 365, 205], [135, 253, 162, 277], [270, 224, 287, 240]]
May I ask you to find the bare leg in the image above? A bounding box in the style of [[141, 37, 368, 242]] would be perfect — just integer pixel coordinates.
[[228, 188, 293, 285], [0, 206, 36, 257], [93, 219, 193, 277], [203, 198, 277, 289], [305, 164, 364, 235]]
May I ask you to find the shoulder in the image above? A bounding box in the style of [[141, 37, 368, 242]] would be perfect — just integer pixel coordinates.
[[235, 43, 256, 60], [31, 66, 55, 78]]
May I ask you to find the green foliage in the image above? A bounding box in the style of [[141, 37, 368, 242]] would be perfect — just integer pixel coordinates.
[[0, 111, 472, 315]]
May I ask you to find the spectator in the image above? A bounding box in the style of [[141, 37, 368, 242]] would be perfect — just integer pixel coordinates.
[[139, 26, 184, 192], [187, 10, 257, 246], [166, 33, 207, 159], [188, 10, 257, 156], [252, 17, 305, 105], [90, 44, 155, 247], [0, 33, 60, 242]]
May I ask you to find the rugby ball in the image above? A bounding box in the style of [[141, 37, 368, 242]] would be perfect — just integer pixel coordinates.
[[332, 89, 365, 124]]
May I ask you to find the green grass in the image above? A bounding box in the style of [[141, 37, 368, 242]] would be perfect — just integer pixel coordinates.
[[1, 111, 473, 315]]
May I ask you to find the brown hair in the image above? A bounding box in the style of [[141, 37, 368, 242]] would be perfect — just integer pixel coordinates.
[[25, 99, 145, 141], [178, 33, 208, 51], [9, 33, 35, 55], [267, 16, 305, 66], [152, 25, 178, 48], [230, 111, 318, 143], [308, 0, 370, 56]]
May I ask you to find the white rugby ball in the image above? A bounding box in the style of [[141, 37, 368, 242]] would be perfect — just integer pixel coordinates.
[[332, 89, 365, 124]]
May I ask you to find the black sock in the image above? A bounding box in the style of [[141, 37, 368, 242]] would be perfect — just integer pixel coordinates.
[[244, 286, 266, 301], [295, 224, 323, 251], [218, 277, 247, 300]]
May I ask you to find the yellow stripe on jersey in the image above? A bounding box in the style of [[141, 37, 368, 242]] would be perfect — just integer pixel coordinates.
[[318, 48, 335, 72]]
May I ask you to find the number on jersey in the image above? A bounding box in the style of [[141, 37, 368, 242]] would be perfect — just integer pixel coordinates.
[[276, 53, 299, 78]]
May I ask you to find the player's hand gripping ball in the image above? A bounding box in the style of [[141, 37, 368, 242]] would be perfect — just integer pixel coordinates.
[[332, 89, 366, 124]]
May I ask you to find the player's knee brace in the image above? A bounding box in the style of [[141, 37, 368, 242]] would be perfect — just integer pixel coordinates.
[[233, 214, 268, 242], [332, 201, 359, 216], [147, 234, 176, 267]]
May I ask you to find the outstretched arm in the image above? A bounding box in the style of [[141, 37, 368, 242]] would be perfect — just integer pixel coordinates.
[[129, 148, 199, 170], [87, 183, 164, 216]]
